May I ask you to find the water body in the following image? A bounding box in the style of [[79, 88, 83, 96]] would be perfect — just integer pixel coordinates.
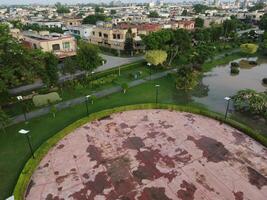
[[193, 57, 267, 134]]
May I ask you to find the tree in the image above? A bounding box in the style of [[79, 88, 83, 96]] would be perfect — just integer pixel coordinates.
[[145, 50, 167, 66], [110, 10, 116, 15], [240, 43, 258, 54], [124, 28, 134, 56], [82, 14, 107, 25], [181, 9, 188, 16], [95, 6, 104, 13], [175, 66, 198, 91], [223, 19, 237, 36], [55, 2, 70, 14], [148, 11, 159, 18], [0, 108, 9, 134], [62, 57, 77, 75], [42, 52, 59, 86], [259, 13, 267, 31], [193, 4, 210, 14], [248, 3, 265, 12], [76, 41, 103, 72], [195, 17, 204, 28]]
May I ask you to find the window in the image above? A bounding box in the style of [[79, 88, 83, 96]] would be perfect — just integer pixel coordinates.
[[52, 44, 60, 51], [63, 42, 70, 49], [99, 32, 102, 37], [93, 31, 95, 35], [117, 34, 120, 39], [103, 34, 108, 38], [113, 34, 116, 39]]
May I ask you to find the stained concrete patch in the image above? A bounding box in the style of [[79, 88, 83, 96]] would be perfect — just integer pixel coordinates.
[[25, 110, 267, 200]]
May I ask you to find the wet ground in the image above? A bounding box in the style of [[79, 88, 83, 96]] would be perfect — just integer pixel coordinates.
[[25, 110, 267, 200]]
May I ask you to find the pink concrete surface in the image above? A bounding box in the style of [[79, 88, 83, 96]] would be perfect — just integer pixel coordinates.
[[24, 110, 267, 200]]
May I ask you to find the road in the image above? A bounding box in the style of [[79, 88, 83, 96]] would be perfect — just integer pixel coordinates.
[[8, 54, 144, 95]]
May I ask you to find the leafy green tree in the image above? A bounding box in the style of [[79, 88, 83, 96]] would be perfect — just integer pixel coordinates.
[[175, 65, 198, 91], [148, 11, 159, 18], [145, 50, 167, 66], [223, 19, 237, 36], [124, 28, 134, 56], [193, 4, 210, 14], [110, 10, 116, 15], [240, 43, 258, 54], [42, 52, 59, 86], [248, 3, 265, 12], [76, 41, 103, 72], [82, 14, 107, 25], [259, 13, 267, 31], [195, 17, 204, 28], [181, 9, 188, 16], [55, 2, 70, 14], [95, 6, 104, 13], [62, 57, 77, 75]]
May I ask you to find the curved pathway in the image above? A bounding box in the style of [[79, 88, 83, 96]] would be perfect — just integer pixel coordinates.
[[25, 110, 267, 200]]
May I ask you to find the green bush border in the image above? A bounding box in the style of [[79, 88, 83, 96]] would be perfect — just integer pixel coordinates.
[[13, 103, 267, 199]]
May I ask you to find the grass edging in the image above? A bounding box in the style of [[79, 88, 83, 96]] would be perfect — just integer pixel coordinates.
[[13, 103, 267, 199]]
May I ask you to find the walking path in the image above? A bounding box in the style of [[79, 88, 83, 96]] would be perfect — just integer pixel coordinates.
[[10, 69, 174, 125]]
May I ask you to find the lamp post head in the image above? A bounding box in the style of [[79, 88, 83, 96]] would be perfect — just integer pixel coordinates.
[[91, 71, 95, 74], [86, 95, 91, 99], [147, 63, 151, 66], [17, 96, 23, 101], [224, 97, 231, 101], [155, 84, 160, 87], [19, 129, 29, 135]]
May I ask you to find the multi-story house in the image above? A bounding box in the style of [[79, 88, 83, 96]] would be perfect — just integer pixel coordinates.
[[22, 31, 77, 59], [66, 25, 95, 40]]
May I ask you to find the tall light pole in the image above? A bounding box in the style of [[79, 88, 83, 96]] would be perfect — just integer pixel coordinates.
[[19, 129, 35, 159], [17, 96, 27, 122], [155, 84, 160, 104], [147, 63, 152, 80], [91, 71, 95, 89], [224, 96, 231, 120], [85, 95, 91, 115]]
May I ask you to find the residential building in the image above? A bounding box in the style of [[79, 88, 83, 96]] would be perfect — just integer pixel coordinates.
[[22, 31, 77, 59], [66, 25, 94, 40]]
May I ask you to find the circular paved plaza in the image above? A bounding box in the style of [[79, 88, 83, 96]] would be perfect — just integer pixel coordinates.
[[25, 110, 267, 200]]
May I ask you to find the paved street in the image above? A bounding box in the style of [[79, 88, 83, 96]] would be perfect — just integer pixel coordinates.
[[8, 54, 144, 95]]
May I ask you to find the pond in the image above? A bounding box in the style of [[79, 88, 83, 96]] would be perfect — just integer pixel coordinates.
[[194, 57, 267, 134], [169, 57, 267, 135]]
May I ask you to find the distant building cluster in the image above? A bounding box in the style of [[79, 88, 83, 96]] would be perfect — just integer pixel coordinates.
[[1, 0, 266, 58]]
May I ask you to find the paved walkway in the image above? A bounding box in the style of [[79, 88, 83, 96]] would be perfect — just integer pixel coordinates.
[[10, 70, 174, 125], [25, 110, 267, 200]]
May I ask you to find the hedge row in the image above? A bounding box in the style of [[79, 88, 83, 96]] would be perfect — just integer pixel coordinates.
[[13, 103, 267, 199]]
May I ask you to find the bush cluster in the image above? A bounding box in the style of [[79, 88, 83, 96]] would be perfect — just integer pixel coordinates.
[[91, 74, 118, 87]]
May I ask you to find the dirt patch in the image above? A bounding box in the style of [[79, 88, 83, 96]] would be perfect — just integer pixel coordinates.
[[45, 194, 63, 200], [123, 137, 145, 150], [25, 180, 35, 197], [177, 180, 197, 200], [57, 144, 64, 149], [188, 135, 230, 163], [196, 172, 215, 192], [247, 166, 267, 189], [233, 191, 244, 200], [139, 187, 172, 200], [232, 130, 246, 145], [86, 144, 105, 166]]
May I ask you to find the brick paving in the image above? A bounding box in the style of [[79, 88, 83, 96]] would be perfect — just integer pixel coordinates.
[[25, 110, 267, 200]]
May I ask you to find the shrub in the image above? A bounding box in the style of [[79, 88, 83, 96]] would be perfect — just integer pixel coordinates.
[[249, 60, 258, 65], [121, 83, 129, 94], [32, 92, 62, 107], [230, 67, 240, 74], [91, 74, 118, 87], [230, 62, 239, 67], [262, 78, 267, 84]]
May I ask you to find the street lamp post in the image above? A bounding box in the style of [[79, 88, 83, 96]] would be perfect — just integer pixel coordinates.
[[91, 71, 95, 89], [19, 129, 35, 159], [147, 63, 152, 80], [17, 96, 27, 122], [155, 85, 160, 104], [224, 97, 231, 120], [85, 95, 91, 115]]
